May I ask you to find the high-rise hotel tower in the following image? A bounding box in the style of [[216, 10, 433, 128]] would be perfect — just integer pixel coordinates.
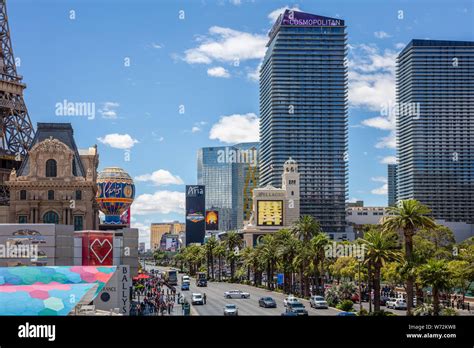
[[259, 10, 348, 234], [397, 40, 474, 224]]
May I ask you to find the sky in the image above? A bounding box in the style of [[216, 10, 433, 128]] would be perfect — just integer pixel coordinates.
[[8, 0, 473, 247]]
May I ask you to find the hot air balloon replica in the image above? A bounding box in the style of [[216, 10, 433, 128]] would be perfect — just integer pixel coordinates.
[[96, 167, 135, 224]]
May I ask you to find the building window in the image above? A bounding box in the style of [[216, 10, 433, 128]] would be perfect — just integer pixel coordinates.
[[18, 215, 28, 224], [72, 158, 77, 176], [43, 211, 59, 224], [75, 190, 82, 200], [74, 216, 83, 231], [48, 190, 54, 200], [20, 190, 27, 200], [46, 159, 57, 177]]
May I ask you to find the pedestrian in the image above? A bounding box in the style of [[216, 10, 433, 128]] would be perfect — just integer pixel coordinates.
[[203, 293, 207, 304]]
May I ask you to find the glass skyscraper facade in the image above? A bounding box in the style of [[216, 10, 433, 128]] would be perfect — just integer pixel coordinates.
[[397, 40, 474, 223], [197, 142, 259, 231], [259, 10, 348, 233], [387, 164, 398, 207]]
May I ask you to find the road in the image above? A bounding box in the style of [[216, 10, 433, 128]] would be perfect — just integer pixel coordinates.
[[148, 264, 340, 316]]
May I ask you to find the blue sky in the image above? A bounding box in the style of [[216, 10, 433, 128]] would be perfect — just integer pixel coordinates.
[[8, 0, 473, 245]]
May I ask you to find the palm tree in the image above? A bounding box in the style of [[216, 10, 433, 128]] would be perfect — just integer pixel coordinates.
[[310, 233, 330, 295], [224, 231, 243, 281], [205, 236, 218, 280], [360, 229, 401, 312], [292, 241, 312, 297], [214, 243, 226, 281], [260, 234, 279, 290], [275, 229, 299, 293], [417, 259, 452, 315], [382, 199, 437, 315], [292, 215, 322, 242]]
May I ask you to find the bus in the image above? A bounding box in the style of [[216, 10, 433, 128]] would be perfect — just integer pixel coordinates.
[[196, 272, 207, 287], [164, 269, 178, 286]]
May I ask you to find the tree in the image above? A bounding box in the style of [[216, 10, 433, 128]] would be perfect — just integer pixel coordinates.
[[360, 229, 401, 312], [275, 229, 299, 293], [205, 236, 218, 280], [224, 231, 243, 281], [329, 256, 359, 282], [214, 243, 226, 281], [310, 233, 330, 294], [414, 225, 456, 260], [382, 199, 437, 315], [417, 259, 452, 316], [292, 215, 322, 243], [260, 234, 279, 290]]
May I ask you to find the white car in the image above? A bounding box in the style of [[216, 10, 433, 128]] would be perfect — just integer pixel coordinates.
[[284, 295, 299, 307], [393, 299, 407, 310], [192, 293, 204, 305], [310, 295, 328, 309], [223, 304, 238, 316], [385, 298, 398, 309], [224, 290, 250, 299]]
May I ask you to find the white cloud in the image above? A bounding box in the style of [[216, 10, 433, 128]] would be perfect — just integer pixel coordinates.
[[349, 44, 398, 150], [191, 126, 201, 133], [207, 66, 230, 78], [380, 156, 397, 165], [371, 176, 388, 195], [374, 31, 392, 39], [135, 169, 184, 186], [183, 26, 267, 65], [362, 116, 394, 131], [395, 42, 406, 50], [268, 6, 301, 23], [151, 43, 162, 49], [131, 222, 151, 249], [97, 134, 138, 149], [99, 102, 119, 119], [247, 61, 262, 81], [209, 113, 259, 143], [229, 0, 241, 5], [132, 190, 185, 215]]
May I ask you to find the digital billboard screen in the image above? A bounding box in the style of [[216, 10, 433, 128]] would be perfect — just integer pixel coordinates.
[[205, 210, 219, 231], [185, 185, 205, 245], [257, 200, 283, 226]]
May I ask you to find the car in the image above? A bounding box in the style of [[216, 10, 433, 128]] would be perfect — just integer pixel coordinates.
[[337, 311, 357, 316], [224, 304, 238, 316], [281, 311, 298, 316], [380, 296, 390, 306], [224, 290, 250, 299], [191, 293, 204, 305], [286, 302, 308, 316], [385, 298, 398, 309], [284, 295, 299, 307], [393, 299, 407, 310], [259, 297, 277, 308], [310, 295, 328, 309], [181, 282, 190, 291]]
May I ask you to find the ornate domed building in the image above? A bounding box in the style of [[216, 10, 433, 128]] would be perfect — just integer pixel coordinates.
[[6, 123, 100, 230]]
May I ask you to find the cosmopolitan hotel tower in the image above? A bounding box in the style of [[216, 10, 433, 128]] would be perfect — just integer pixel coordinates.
[[259, 10, 348, 236], [396, 40, 474, 238]]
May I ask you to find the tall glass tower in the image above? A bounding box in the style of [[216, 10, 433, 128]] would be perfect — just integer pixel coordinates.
[[387, 164, 398, 207], [197, 142, 259, 230], [397, 40, 474, 224], [259, 10, 348, 234]]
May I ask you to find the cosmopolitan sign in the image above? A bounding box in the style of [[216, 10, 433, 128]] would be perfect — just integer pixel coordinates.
[[268, 10, 344, 44]]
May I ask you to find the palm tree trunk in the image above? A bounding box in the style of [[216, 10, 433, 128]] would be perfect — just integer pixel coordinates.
[[433, 287, 440, 316], [374, 262, 381, 312], [218, 256, 222, 281], [405, 232, 415, 316]]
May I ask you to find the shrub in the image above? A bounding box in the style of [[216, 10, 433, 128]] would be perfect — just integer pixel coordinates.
[[368, 310, 396, 316], [325, 287, 340, 307], [358, 308, 369, 316], [336, 299, 354, 312], [441, 308, 458, 316]]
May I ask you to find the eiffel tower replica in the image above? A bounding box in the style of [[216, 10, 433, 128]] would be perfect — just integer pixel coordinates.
[[0, 0, 34, 205]]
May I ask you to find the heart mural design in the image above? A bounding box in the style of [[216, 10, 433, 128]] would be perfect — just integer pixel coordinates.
[[90, 238, 113, 264]]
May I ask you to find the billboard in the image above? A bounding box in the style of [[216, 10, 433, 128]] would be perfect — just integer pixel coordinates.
[[257, 200, 283, 226], [185, 185, 205, 245], [205, 210, 219, 231], [78, 232, 114, 266]]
